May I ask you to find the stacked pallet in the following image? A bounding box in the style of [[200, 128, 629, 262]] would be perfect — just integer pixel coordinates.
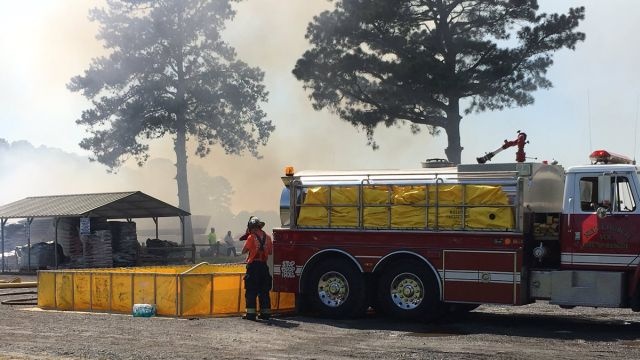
[[139, 238, 186, 265], [81, 230, 113, 268], [109, 221, 139, 267], [90, 217, 110, 231], [57, 218, 83, 264]]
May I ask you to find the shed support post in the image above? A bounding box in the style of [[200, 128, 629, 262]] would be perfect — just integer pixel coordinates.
[[26, 217, 33, 272], [1, 218, 6, 273], [179, 216, 185, 246], [152, 217, 158, 240], [54, 218, 60, 270]]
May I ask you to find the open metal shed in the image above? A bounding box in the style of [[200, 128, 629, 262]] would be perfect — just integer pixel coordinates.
[[0, 191, 190, 272]]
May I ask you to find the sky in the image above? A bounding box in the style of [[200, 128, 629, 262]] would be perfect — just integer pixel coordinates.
[[0, 0, 639, 218]]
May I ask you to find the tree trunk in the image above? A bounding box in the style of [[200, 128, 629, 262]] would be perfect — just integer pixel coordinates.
[[173, 27, 194, 246], [444, 98, 463, 165], [175, 118, 194, 245]]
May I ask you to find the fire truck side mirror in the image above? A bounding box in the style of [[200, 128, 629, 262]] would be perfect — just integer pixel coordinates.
[[596, 206, 610, 219]]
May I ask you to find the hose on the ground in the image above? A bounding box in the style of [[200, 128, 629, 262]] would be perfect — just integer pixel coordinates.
[[0, 277, 21, 283], [0, 290, 38, 306], [0, 282, 37, 289], [1, 298, 37, 305]]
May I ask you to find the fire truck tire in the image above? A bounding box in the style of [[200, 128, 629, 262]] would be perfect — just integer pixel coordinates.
[[306, 258, 367, 318], [376, 260, 442, 321]]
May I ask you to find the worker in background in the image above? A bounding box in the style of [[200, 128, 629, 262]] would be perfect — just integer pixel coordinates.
[[224, 230, 237, 256], [241, 216, 273, 320], [208, 227, 220, 256]]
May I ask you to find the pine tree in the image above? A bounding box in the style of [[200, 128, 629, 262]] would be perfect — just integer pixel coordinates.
[[69, 0, 273, 243], [294, 0, 584, 164]]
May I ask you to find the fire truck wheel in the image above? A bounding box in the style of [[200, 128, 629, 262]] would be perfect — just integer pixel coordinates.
[[306, 258, 367, 318], [376, 260, 441, 321]]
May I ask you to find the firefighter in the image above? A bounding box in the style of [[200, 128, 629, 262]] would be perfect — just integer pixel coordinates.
[[223, 230, 237, 256], [241, 216, 273, 320], [207, 227, 220, 256]]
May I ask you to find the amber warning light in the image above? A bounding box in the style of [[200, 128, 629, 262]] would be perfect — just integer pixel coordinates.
[[589, 150, 634, 165], [284, 166, 295, 176]]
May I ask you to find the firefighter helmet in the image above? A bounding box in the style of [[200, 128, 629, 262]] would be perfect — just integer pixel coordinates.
[[247, 216, 265, 229]]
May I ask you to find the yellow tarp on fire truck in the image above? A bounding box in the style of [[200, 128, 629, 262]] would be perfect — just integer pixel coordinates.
[[297, 185, 514, 230]]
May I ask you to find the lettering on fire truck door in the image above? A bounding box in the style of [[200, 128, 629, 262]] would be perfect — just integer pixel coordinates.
[[441, 250, 520, 304], [566, 174, 640, 267]]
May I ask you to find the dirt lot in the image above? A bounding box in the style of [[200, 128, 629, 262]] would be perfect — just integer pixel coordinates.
[[2, 274, 640, 360]]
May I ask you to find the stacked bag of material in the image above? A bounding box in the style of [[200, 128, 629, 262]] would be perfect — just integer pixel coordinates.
[[109, 221, 139, 267], [57, 218, 83, 266], [81, 230, 113, 268]]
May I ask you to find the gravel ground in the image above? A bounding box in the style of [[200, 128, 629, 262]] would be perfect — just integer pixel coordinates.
[[2, 274, 640, 360]]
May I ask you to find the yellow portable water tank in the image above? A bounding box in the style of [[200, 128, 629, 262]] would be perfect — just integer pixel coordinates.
[[37, 263, 295, 317]]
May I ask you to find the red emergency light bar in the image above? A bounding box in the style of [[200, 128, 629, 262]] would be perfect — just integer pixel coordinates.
[[589, 150, 635, 165]]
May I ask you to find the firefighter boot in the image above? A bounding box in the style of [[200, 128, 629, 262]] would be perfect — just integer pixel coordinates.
[[242, 313, 257, 321], [258, 308, 271, 320], [243, 308, 257, 321]]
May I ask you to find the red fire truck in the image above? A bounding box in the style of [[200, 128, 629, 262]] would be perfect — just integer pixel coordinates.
[[272, 147, 640, 321]]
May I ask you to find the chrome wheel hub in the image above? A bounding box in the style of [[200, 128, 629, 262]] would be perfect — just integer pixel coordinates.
[[317, 271, 349, 308], [390, 272, 424, 310]]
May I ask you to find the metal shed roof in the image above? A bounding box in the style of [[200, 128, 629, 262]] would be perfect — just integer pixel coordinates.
[[0, 191, 190, 219]]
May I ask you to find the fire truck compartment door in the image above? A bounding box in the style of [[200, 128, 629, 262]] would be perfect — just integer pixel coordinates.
[[441, 250, 520, 305], [550, 270, 624, 307]]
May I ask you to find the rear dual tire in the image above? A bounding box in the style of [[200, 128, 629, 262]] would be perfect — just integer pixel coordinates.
[[376, 260, 443, 321]]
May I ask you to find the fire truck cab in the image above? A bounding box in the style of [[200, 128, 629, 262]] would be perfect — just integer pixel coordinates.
[[272, 150, 640, 320]]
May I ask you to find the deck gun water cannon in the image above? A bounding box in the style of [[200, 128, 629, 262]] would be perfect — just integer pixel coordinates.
[[476, 131, 528, 164]]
